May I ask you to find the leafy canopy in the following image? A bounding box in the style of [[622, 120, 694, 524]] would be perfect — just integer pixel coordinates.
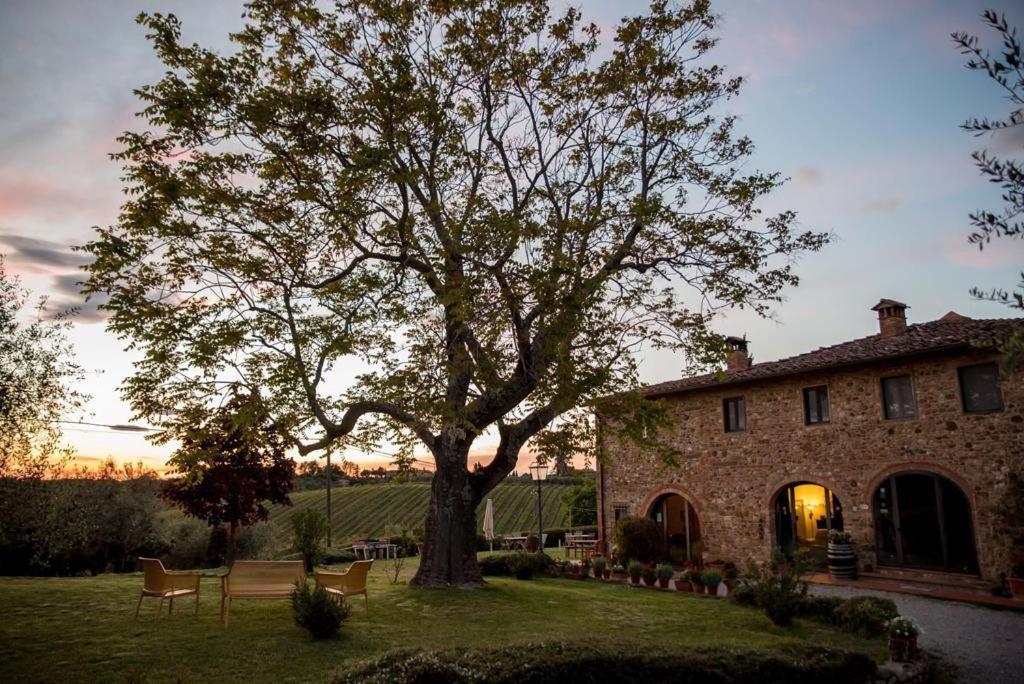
[[84, 0, 827, 484]]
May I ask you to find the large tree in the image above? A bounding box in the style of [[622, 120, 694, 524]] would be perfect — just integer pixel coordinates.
[[84, 0, 826, 586]]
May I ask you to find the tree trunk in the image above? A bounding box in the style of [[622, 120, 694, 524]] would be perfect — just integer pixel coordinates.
[[410, 442, 483, 588]]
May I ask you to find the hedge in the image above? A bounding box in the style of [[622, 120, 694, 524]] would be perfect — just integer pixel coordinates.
[[332, 641, 876, 684]]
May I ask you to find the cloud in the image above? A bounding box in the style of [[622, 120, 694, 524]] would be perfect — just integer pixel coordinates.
[[0, 233, 92, 272], [861, 197, 902, 213], [792, 165, 824, 188]]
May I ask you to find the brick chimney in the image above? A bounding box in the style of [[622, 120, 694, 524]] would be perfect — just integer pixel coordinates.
[[725, 336, 752, 371], [871, 299, 908, 338]]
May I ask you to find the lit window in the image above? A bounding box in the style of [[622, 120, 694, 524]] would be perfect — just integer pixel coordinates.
[[959, 363, 1003, 413], [803, 385, 830, 425], [723, 396, 746, 432], [882, 375, 917, 419]]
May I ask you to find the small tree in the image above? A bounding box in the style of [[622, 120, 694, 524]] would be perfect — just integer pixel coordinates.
[[162, 392, 296, 551], [292, 507, 329, 572], [613, 516, 661, 563], [562, 480, 597, 527]]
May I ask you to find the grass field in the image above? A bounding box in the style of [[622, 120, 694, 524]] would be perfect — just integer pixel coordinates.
[[263, 481, 574, 546], [0, 556, 886, 683]]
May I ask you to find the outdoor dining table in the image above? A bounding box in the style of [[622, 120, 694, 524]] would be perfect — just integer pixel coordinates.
[[501, 535, 528, 551], [352, 541, 397, 560]]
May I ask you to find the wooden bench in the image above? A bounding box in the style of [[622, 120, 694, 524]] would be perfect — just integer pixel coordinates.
[[220, 560, 306, 626]]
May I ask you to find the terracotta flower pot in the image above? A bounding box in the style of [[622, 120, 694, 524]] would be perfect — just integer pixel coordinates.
[[675, 579, 691, 591], [889, 636, 918, 663], [690, 581, 704, 594], [723, 579, 739, 591], [603, 569, 611, 580], [706, 582, 720, 597], [1009, 577, 1024, 600], [630, 575, 641, 585], [658, 578, 670, 589]]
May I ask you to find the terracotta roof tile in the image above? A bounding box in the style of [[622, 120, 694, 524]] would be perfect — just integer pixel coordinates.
[[642, 314, 1023, 398]]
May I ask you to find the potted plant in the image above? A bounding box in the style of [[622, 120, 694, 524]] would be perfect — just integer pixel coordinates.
[[675, 568, 692, 591], [887, 617, 920, 662], [1008, 556, 1024, 600], [591, 556, 607, 580], [723, 564, 739, 591], [701, 569, 722, 597], [627, 560, 643, 585], [611, 563, 626, 581], [689, 568, 705, 594], [655, 564, 674, 589], [707, 559, 727, 573], [827, 529, 857, 580], [579, 559, 591, 580], [641, 565, 657, 587]]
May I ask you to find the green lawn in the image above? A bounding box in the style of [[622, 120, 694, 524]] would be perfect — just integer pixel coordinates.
[[0, 557, 886, 683]]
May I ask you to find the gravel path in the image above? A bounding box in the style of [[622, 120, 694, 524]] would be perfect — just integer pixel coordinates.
[[809, 584, 1024, 683]]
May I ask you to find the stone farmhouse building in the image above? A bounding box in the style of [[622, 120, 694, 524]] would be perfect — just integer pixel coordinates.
[[596, 300, 1023, 584]]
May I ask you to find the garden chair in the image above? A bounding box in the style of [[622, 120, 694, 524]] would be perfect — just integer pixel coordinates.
[[315, 559, 373, 614], [135, 557, 201, 621]]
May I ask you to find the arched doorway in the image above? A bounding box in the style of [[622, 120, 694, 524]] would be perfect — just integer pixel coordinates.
[[774, 482, 844, 567], [873, 471, 978, 574], [648, 493, 701, 564]]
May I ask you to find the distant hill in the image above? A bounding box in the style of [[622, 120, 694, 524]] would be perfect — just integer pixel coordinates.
[[266, 481, 572, 545]]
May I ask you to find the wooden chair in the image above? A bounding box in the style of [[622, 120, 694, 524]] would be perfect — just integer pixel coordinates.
[[315, 560, 373, 614], [135, 557, 200, 621], [220, 560, 306, 626]]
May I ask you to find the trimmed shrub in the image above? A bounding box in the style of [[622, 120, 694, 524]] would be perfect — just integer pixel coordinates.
[[478, 552, 552, 578], [291, 580, 349, 640], [729, 583, 758, 607], [796, 596, 845, 624], [613, 516, 661, 563], [835, 596, 899, 637], [332, 641, 876, 684]]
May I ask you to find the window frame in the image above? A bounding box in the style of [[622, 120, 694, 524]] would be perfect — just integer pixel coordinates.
[[881, 374, 918, 421], [957, 362, 1004, 414], [802, 385, 831, 426], [722, 396, 747, 433]]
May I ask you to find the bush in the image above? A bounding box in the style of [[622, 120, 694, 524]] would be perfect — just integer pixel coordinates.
[[291, 580, 349, 640], [323, 547, 358, 565], [835, 596, 899, 637], [292, 508, 329, 573], [795, 596, 845, 624], [613, 516, 661, 563], [747, 550, 811, 627], [332, 642, 876, 684], [157, 516, 213, 570], [591, 557, 607, 576], [655, 564, 673, 582], [234, 523, 273, 560], [507, 553, 536, 580], [627, 560, 642, 580], [729, 584, 758, 607], [478, 552, 552, 578]]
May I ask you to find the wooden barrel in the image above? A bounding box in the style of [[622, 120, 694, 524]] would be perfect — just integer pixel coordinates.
[[827, 542, 858, 580]]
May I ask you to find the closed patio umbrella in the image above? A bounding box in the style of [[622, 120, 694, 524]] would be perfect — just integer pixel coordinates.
[[483, 498, 495, 552]]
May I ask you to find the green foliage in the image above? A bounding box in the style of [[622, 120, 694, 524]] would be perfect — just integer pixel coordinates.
[[729, 584, 757, 607], [627, 561, 643, 580], [590, 557, 607, 576], [796, 596, 845, 625], [834, 597, 899, 637], [291, 580, 349, 640], [952, 11, 1024, 313], [701, 570, 722, 587], [562, 480, 597, 527], [655, 564, 674, 582], [613, 516, 661, 564], [292, 508, 328, 572], [333, 642, 877, 684], [747, 550, 811, 627], [479, 552, 552, 578], [322, 548, 358, 565], [83, 0, 827, 585], [161, 391, 296, 547], [640, 566, 657, 585]]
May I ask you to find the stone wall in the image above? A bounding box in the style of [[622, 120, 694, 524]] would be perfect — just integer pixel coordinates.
[[597, 349, 1023, 582]]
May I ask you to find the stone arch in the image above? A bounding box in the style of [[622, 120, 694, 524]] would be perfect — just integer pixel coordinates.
[[765, 473, 851, 559], [639, 483, 704, 522], [863, 461, 977, 510]]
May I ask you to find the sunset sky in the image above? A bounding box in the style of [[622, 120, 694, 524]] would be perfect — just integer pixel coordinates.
[[1, 0, 1022, 473]]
